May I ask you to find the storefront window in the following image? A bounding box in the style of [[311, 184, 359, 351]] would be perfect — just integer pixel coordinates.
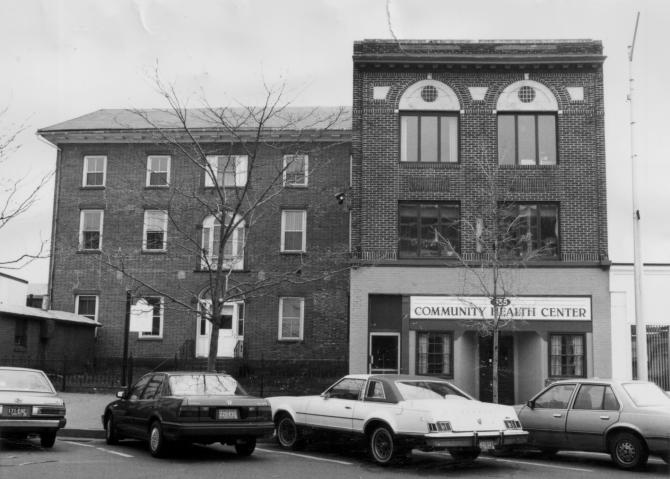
[[417, 332, 453, 377], [549, 334, 585, 377]]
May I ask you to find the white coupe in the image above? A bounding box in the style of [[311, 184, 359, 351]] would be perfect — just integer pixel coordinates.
[[268, 374, 528, 465]]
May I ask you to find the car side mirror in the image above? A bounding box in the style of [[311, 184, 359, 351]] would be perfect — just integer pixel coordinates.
[[526, 399, 535, 409], [116, 391, 126, 399], [321, 392, 330, 399]]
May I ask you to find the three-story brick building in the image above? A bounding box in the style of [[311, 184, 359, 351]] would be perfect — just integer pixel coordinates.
[[349, 40, 610, 403]]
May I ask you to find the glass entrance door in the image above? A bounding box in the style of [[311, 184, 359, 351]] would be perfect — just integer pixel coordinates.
[[369, 333, 400, 374]]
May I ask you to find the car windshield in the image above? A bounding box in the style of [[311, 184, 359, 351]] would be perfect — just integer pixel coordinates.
[[395, 380, 470, 401], [0, 370, 54, 392], [168, 374, 247, 396], [622, 382, 670, 407]]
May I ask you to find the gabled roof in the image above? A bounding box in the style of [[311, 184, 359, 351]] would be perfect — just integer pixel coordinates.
[[0, 304, 101, 327]]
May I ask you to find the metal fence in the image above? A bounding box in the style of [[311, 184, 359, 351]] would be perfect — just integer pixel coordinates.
[[631, 325, 670, 390]]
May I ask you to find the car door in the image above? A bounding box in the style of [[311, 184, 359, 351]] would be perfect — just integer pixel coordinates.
[[132, 374, 165, 438], [565, 384, 621, 452], [518, 383, 576, 448], [114, 375, 151, 437], [352, 379, 396, 434], [304, 378, 365, 431]]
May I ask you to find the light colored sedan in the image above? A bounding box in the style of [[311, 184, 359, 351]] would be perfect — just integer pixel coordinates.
[[0, 367, 66, 448], [515, 378, 670, 469], [268, 374, 527, 465]]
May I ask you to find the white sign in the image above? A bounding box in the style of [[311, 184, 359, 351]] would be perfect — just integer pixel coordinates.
[[410, 296, 591, 321], [129, 299, 154, 332]]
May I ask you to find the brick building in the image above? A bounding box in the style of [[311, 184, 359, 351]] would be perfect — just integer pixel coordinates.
[[38, 108, 351, 367], [349, 40, 610, 403]]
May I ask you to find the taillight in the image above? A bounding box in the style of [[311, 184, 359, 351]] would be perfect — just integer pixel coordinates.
[[178, 406, 201, 418]]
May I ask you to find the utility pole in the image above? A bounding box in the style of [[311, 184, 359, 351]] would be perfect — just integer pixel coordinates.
[[628, 12, 648, 381]]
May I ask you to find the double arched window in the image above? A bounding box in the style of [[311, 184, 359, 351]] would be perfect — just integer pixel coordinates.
[[201, 214, 245, 270]]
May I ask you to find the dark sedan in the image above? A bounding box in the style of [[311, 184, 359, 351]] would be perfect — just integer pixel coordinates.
[[515, 378, 670, 469], [102, 371, 274, 457]]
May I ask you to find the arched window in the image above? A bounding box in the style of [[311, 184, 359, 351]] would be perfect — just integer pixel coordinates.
[[496, 80, 558, 166], [201, 214, 245, 270], [398, 80, 460, 163]]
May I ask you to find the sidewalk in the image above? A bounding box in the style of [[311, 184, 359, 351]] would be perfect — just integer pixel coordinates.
[[59, 391, 117, 439]]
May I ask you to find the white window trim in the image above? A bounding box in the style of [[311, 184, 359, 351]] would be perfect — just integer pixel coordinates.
[[204, 155, 248, 187], [200, 214, 245, 270], [79, 209, 104, 251], [75, 294, 99, 336], [82, 155, 107, 187], [282, 154, 309, 187], [146, 155, 171, 187], [278, 297, 304, 341], [142, 210, 168, 251], [138, 296, 164, 339], [280, 210, 307, 253]]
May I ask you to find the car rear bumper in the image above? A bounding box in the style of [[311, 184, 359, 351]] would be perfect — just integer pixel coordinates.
[[161, 421, 275, 441], [423, 430, 528, 450], [0, 418, 66, 434]]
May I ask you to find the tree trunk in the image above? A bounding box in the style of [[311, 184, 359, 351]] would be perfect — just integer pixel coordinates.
[[207, 315, 220, 372], [492, 327, 499, 404]]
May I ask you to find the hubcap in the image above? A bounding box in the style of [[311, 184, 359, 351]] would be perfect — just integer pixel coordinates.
[[373, 430, 392, 460], [616, 440, 636, 464], [150, 426, 160, 451], [279, 419, 296, 445]]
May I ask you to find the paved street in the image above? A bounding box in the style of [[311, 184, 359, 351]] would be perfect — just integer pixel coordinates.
[[1, 436, 668, 479]]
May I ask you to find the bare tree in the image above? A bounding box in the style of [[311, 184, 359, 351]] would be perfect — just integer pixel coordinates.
[[98, 78, 350, 371], [0, 108, 52, 270]]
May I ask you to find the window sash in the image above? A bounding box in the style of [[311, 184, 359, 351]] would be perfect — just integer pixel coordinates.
[[146, 156, 170, 186], [80, 210, 103, 250], [75, 295, 98, 321], [398, 203, 459, 258], [201, 215, 245, 269], [497, 113, 557, 166], [283, 155, 308, 186], [83, 156, 106, 186], [139, 297, 163, 337], [205, 155, 248, 187], [400, 114, 458, 163], [143, 210, 168, 250], [279, 297, 304, 340], [417, 332, 453, 376], [501, 203, 559, 258], [281, 210, 306, 252], [549, 334, 585, 377]]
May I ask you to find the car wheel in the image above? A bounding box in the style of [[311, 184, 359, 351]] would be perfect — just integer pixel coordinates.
[[449, 447, 481, 463], [609, 431, 648, 470], [661, 454, 669, 465], [276, 413, 304, 450], [105, 415, 119, 445], [368, 424, 398, 466], [234, 438, 256, 456], [148, 421, 169, 458], [40, 430, 57, 448]]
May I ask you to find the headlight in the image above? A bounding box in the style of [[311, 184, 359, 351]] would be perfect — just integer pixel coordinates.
[[428, 421, 452, 432], [504, 419, 522, 429]]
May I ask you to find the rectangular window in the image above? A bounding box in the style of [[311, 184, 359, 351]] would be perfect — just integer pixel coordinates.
[[143, 210, 168, 251], [400, 114, 458, 163], [398, 202, 459, 258], [79, 210, 104, 250], [498, 113, 557, 165], [417, 332, 453, 377], [550, 334, 585, 377], [205, 155, 248, 187], [83, 155, 107, 187], [500, 202, 559, 258], [14, 319, 27, 347], [281, 210, 306, 252], [139, 297, 163, 338], [146, 155, 170, 186], [200, 215, 245, 270], [283, 155, 308, 186], [278, 297, 304, 340], [75, 295, 98, 322]]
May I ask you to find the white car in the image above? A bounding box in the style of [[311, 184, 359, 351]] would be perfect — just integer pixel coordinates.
[[268, 374, 528, 465]]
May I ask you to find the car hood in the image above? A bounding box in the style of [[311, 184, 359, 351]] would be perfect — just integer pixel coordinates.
[[176, 395, 269, 407], [401, 398, 519, 432], [0, 391, 63, 406]]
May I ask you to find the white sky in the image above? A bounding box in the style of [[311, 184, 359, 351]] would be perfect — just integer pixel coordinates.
[[0, 0, 668, 283]]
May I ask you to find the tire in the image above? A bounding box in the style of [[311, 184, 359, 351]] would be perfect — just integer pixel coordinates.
[[105, 415, 119, 445], [275, 414, 304, 450], [609, 431, 648, 470], [661, 454, 669, 465], [148, 421, 169, 458], [40, 430, 57, 448], [368, 425, 398, 466], [234, 437, 256, 456], [449, 447, 481, 463]]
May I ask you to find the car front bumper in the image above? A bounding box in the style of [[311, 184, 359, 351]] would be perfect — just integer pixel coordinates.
[[423, 430, 528, 450], [161, 420, 275, 441]]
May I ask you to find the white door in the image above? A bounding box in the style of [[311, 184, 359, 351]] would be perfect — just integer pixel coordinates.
[[195, 302, 243, 358]]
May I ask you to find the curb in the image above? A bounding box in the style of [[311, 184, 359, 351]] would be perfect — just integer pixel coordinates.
[[59, 428, 105, 439]]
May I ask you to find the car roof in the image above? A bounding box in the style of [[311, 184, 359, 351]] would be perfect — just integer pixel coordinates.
[[547, 378, 654, 386], [343, 374, 451, 382], [0, 367, 47, 374], [143, 371, 233, 376]]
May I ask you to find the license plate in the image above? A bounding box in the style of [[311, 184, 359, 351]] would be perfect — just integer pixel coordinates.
[[6, 406, 30, 417], [217, 408, 238, 420], [479, 440, 495, 451]]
